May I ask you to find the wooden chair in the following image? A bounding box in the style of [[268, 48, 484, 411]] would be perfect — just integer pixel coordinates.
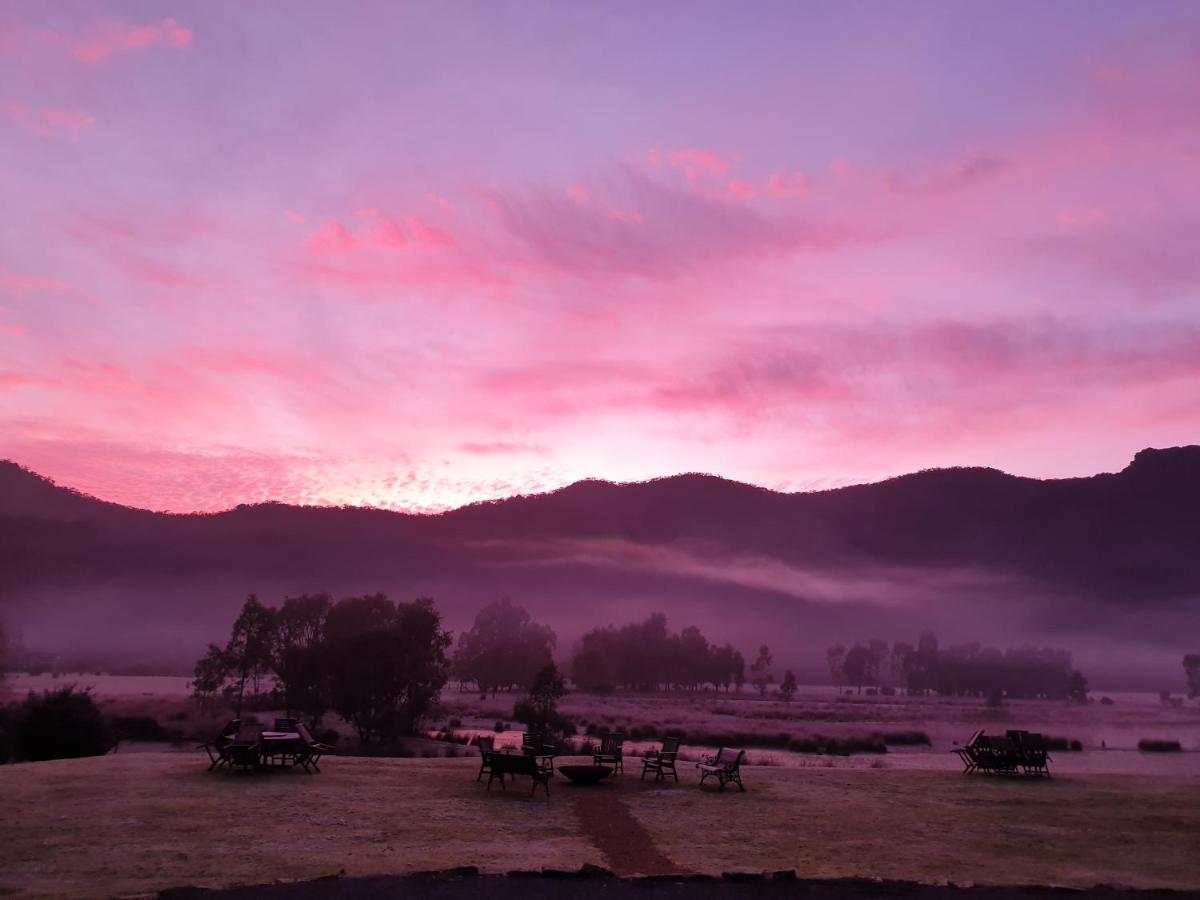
[[697, 747, 746, 791], [227, 722, 265, 771], [953, 728, 984, 773], [476, 735, 497, 782], [593, 732, 625, 774], [199, 718, 242, 770], [641, 736, 681, 782], [294, 722, 334, 773]]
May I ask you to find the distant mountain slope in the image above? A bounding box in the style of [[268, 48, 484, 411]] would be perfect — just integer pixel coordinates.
[[1, 449, 1198, 685]]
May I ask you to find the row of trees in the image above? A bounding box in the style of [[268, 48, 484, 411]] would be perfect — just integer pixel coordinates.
[[192, 593, 451, 742], [827, 630, 1089, 701], [570, 614, 747, 693]]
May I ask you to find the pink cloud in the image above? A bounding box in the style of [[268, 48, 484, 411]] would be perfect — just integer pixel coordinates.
[[0, 267, 74, 295], [283, 210, 307, 224], [73, 18, 192, 64], [306, 221, 359, 255], [666, 148, 731, 180], [566, 184, 590, 204], [3, 102, 94, 140], [406, 215, 455, 248], [305, 211, 454, 256], [765, 170, 809, 198], [727, 179, 757, 199]]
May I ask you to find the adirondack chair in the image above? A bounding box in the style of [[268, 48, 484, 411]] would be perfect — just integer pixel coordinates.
[[641, 736, 682, 782], [593, 732, 625, 774], [697, 747, 746, 791]]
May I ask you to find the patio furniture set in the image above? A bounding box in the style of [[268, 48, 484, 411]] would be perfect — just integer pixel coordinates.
[[200, 718, 333, 773], [475, 731, 746, 797], [954, 729, 1052, 776]]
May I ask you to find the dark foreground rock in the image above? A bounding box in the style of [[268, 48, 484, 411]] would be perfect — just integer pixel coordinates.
[[160, 868, 1200, 900]]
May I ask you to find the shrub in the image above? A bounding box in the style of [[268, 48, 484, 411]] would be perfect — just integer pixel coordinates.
[[1045, 736, 1083, 752], [109, 715, 170, 742], [1100, 696, 1114, 705], [15, 687, 113, 761], [880, 730, 931, 746], [493, 720, 506, 733], [1138, 739, 1182, 752], [448, 717, 462, 728]]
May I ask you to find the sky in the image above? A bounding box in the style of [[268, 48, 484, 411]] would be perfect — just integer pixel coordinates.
[[1, 1, 1199, 513]]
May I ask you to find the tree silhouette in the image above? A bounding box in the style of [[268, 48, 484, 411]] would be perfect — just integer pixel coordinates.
[[779, 669, 797, 701], [750, 645, 774, 696], [226, 594, 276, 715], [1183, 654, 1200, 699], [453, 599, 555, 695]]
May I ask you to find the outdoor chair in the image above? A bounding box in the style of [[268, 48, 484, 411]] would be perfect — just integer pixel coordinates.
[[199, 718, 242, 770], [953, 729, 984, 773], [641, 736, 682, 782], [593, 732, 626, 774], [1008, 730, 1052, 776], [476, 735, 498, 782], [697, 746, 746, 792], [274, 718, 297, 732], [294, 722, 333, 773], [227, 722, 265, 771]]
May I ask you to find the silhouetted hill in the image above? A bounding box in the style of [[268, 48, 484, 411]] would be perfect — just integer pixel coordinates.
[[1, 449, 1198, 686]]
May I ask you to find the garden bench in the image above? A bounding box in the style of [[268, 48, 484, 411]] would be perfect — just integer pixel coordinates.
[[593, 732, 626, 774], [486, 750, 553, 797], [697, 746, 746, 791], [641, 736, 681, 782]]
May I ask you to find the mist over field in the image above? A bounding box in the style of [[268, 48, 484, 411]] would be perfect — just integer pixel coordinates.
[[3, 446, 1198, 690]]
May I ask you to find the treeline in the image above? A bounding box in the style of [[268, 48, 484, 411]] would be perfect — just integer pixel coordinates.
[[570, 613, 746, 693], [827, 630, 1089, 701], [193, 593, 451, 743]]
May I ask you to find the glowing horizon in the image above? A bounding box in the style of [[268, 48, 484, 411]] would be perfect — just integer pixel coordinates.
[[3, 2, 1199, 513]]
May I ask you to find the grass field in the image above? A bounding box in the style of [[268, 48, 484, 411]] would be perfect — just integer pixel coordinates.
[[2, 752, 1198, 898]]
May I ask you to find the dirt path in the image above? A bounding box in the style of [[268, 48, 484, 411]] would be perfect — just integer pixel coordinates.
[[565, 783, 685, 876]]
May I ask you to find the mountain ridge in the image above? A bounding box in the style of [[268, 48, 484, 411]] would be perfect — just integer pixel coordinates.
[[2, 448, 1198, 687]]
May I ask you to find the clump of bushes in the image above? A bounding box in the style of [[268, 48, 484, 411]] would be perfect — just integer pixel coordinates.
[[493, 720, 507, 733], [1138, 739, 1182, 753], [1045, 736, 1083, 752], [9, 687, 114, 762], [109, 715, 171, 743], [879, 730, 931, 746]]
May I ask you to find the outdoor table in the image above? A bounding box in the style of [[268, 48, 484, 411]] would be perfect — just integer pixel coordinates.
[[260, 731, 302, 767]]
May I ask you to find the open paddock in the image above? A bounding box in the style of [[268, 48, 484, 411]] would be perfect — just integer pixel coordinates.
[[1, 752, 1198, 898]]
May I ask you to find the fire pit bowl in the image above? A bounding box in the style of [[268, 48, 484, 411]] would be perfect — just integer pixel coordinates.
[[558, 764, 614, 785]]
